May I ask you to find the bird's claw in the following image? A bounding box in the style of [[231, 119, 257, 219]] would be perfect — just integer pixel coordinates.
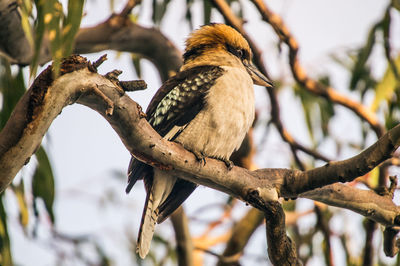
[[193, 151, 206, 166], [221, 158, 234, 170]]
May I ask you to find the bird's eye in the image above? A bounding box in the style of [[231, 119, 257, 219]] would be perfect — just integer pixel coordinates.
[[226, 45, 247, 59]]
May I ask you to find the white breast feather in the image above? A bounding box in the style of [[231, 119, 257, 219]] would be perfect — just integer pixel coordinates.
[[174, 65, 255, 159]]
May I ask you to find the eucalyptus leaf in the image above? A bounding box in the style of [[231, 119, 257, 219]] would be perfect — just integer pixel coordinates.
[[371, 55, 400, 111], [32, 146, 56, 223], [0, 64, 26, 129], [0, 198, 12, 266], [350, 22, 381, 91]]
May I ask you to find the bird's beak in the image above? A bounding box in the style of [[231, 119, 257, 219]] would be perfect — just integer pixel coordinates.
[[244, 60, 273, 87]]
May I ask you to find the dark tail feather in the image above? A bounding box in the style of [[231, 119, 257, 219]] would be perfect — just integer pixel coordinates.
[[126, 157, 152, 193], [157, 179, 197, 223]]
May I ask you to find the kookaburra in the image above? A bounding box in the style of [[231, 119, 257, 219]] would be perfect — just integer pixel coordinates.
[[126, 23, 272, 258]]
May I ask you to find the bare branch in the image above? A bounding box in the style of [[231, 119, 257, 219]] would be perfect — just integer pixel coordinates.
[[1, 55, 400, 233], [362, 220, 377, 266], [119, 0, 141, 17], [264, 201, 300, 265], [211, 0, 330, 165], [217, 208, 264, 266], [75, 16, 182, 81], [384, 227, 400, 257], [249, 0, 385, 137], [301, 183, 400, 226], [170, 207, 194, 266]]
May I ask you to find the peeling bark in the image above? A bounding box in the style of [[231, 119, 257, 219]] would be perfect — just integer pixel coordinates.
[[2, 55, 400, 264]]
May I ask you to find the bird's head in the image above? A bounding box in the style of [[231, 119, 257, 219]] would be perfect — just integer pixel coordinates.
[[183, 23, 272, 87]]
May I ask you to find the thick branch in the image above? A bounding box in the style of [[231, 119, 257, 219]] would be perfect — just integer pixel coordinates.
[[301, 183, 400, 226], [1, 55, 400, 228], [281, 126, 400, 196], [75, 15, 182, 81], [0, 4, 182, 81], [384, 227, 400, 257], [264, 201, 300, 265]]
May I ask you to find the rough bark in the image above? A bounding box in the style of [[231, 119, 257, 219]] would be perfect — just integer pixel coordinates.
[[2, 55, 400, 264]]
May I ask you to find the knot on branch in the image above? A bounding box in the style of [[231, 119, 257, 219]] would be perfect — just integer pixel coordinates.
[[28, 55, 90, 123], [119, 80, 147, 92]]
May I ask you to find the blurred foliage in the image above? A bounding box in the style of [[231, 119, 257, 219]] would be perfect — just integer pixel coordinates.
[[32, 146, 56, 223], [0, 0, 399, 265], [0, 61, 26, 129], [28, 0, 84, 76], [294, 77, 335, 145]]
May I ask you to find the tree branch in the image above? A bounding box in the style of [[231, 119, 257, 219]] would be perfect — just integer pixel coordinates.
[[74, 15, 182, 81], [264, 201, 300, 265], [249, 0, 385, 137], [2, 56, 400, 264], [211, 0, 330, 165], [217, 208, 264, 266], [170, 207, 194, 266], [301, 183, 400, 226]]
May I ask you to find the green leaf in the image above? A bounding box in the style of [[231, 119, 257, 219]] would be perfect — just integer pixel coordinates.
[[152, 0, 172, 25], [10, 181, 29, 228], [0, 62, 26, 129], [294, 79, 334, 143], [32, 146, 55, 223], [294, 84, 317, 143], [350, 22, 381, 91], [371, 54, 400, 111], [0, 197, 12, 266], [185, 0, 194, 29], [31, 0, 46, 77], [46, 1, 64, 77], [20, 0, 34, 48], [203, 0, 212, 25], [131, 54, 142, 78], [32, 0, 83, 77], [62, 0, 84, 56], [318, 95, 335, 138]]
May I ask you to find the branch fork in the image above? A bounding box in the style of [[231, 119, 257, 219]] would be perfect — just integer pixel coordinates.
[[2, 55, 400, 264]]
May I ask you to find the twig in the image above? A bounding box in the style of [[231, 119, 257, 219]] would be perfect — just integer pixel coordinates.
[[249, 0, 385, 138], [315, 206, 334, 266], [119, 80, 147, 92], [119, 0, 141, 17], [170, 207, 194, 266], [3, 55, 400, 240], [211, 0, 330, 165], [92, 54, 107, 69], [217, 208, 264, 266], [362, 220, 377, 266]]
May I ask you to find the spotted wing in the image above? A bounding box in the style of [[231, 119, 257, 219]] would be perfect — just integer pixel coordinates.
[[126, 65, 224, 200]]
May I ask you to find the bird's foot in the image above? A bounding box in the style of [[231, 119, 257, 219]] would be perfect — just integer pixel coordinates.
[[220, 158, 234, 170], [192, 150, 206, 166], [210, 156, 234, 170]]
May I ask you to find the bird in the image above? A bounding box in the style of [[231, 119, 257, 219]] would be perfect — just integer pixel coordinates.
[[126, 23, 273, 258]]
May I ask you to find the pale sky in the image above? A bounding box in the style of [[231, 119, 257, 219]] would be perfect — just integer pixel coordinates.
[[7, 0, 399, 265]]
